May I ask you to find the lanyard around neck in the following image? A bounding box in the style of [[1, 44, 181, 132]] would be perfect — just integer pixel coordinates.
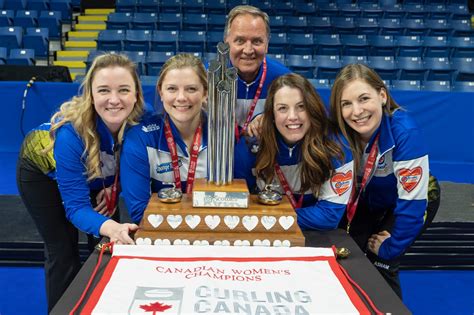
[[274, 163, 304, 209], [164, 116, 202, 193], [103, 145, 120, 215]]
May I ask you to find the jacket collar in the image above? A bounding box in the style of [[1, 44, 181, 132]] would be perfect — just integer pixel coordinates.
[[365, 112, 395, 156]]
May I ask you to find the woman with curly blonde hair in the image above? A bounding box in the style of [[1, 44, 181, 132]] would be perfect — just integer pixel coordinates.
[[17, 53, 144, 311]]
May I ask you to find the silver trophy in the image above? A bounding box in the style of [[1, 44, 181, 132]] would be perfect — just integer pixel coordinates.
[[258, 184, 283, 205]]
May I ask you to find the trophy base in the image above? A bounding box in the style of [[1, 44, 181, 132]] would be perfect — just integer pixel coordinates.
[[192, 178, 249, 208]]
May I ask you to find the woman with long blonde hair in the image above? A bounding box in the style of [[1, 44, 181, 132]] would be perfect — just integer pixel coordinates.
[[17, 53, 145, 311]]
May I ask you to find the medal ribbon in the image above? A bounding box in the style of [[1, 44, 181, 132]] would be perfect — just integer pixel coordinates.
[[346, 133, 380, 230], [236, 58, 267, 140], [274, 163, 304, 209], [164, 116, 202, 193], [103, 146, 120, 216]]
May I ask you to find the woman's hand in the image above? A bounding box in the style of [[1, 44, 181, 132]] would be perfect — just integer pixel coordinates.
[[367, 230, 391, 256], [94, 187, 116, 217], [246, 115, 263, 139], [99, 220, 139, 245]]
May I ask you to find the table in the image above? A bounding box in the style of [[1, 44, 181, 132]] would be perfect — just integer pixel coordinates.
[[51, 229, 411, 314]]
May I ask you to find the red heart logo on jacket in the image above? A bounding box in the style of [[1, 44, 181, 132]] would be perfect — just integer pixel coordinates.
[[331, 171, 353, 196], [398, 167, 423, 192]]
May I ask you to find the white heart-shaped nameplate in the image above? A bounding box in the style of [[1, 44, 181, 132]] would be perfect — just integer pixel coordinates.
[[278, 216, 295, 230], [136, 237, 151, 245], [147, 214, 163, 228], [234, 240, 243, 246], [242, 215, 258, 231], [254, 239, 270, 246], [282, 240, 291, 247], [185, 215, 201, 229], [193, 240, 209, 246], [273, 240, 282, 247], [224, 215, 240, 230], [167, 215, 182, 229], [154, 239, 171, 246], [221, 240, 230, 246], [205, 215, 220, 230], [261, 216, 276, 230]]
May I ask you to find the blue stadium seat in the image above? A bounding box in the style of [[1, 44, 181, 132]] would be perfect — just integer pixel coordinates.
[[450, 36, 474, 58], [23, 27, 49, 58], [158, 13, 182, 30], [124, 29, 151, 51], [97, 30, 125, 51], [0, 10, 13, 27], [183, 13, 207, 31], [339, 3, 360, 18], [0, 46, 7, 64], [269, 16, 285, 33], [423, 36, 450, 58], [308, 16, 332, 35], [314, 34, 342, 56], [146, 51, 174, 76], [368, 35, 396, 56], [403, 4, 428, 19], [294, 2, 316, 17], [397, 56, 427, 81], [123, 50, 146, 75], [287, 33, 313, 56], [360, 6, 383, 19], [379, 18, 403, 36], [427, 4, 450, 19], [382, 4, 405, 19], [179, 30, 206, 54], [452, 81, 474, 92], [7, 48, 35, 65], [268, 32, 288, 55], [452, 57, 474, 82], [392, 80, 421, 91], [341, 55, 368, 66], [271, 2, 293, 16], [136, 0, 159, 13], [207, 13, 225, 32], [106, 12, 132, 30], [38, 11, 61, 39], [204, 0, 226, 15], [425, 19, 452, 37], [368, 56, 399, 80], [206, 31, 221, 52], [308, 78, 330, 89], [313, 55, 342, 81], [0, 26, 22, 50], [341, 34, 369, 56], [49, 0, 72, 22], [286, 54, 314, 78], [356, 17, 379, 35], [132, 12, 158, 30], [332, 17, 356, 35], [285, 16, 308, 34], [422, 80, 451, 92], [27, 0, 49, 11], [151, 30, 178, 52], [424, 57, 454, 82], [318, 3, 339, 17], [3, 0, 26, 10], [267, 53, 285, 66], [402, 18, 428, 36], [160, 0, 181, 14], [115, 0, 136, 13], [395, 35, 423, 57], [14, 10, 38, 28], [450, 19, 474, 37]]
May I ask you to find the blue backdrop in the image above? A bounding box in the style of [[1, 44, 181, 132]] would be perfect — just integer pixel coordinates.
[[1, 81, 472, 183]]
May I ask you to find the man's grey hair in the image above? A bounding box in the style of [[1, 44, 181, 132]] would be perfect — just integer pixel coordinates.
[[224, 5, 270, 40]]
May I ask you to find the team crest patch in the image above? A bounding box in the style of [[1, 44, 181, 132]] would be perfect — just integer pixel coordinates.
[[377, 155, 386, 169], [330, 171, 352, 196], [398, 167, 422, 192]]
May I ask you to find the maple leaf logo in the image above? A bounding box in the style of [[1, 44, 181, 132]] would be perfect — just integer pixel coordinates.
[[139, 301, 172, 314]]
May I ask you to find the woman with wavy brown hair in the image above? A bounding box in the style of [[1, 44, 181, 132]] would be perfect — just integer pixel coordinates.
[[253, 73, 354, 230], [16, 53, 145, 311]]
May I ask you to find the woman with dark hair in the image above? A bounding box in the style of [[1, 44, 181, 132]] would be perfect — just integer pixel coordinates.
[[330, 64, 440, 298], [245, 73, 354, 230], [17, 53, 145, 310]]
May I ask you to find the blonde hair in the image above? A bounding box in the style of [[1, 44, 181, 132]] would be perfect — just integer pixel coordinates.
[[157, 53, 208, 99], [224, 5, 270, 40], [329, 64, 400, 176], [256, 73, 344, 196], [47, 53, 145, 180]]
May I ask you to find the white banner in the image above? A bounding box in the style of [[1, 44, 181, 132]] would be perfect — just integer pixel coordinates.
[[83, 246, 370, 314]]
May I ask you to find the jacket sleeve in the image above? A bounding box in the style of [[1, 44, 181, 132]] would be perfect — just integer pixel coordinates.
[[378, 127, 428, 260], [54, 126, 108, 237], [297, 156, 354, 230], [120, 126, 153, 224]]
